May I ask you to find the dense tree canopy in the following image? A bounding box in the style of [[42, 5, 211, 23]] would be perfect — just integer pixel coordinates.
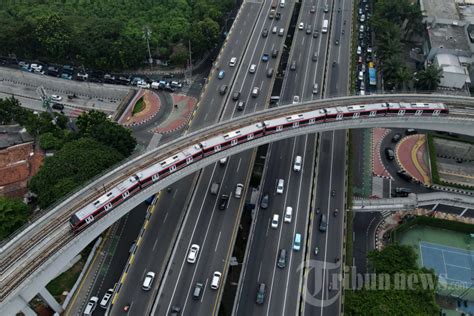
[[0, 197, 32, 240], [76, 110, 136, 157], [345, 244, 439, 315], [29, 138, 124, 208], [415, 65, 443, 91], [0, 0, 233, 70]]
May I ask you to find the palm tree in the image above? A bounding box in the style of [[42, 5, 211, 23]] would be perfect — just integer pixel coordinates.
[[414, 65, 443, 91], [395, 66, 413, 91], [382, 57, 402, 90]]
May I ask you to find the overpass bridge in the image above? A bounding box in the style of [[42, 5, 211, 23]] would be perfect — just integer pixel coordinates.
[[352, 192, 474, 212], [1, 94, 474, 315]]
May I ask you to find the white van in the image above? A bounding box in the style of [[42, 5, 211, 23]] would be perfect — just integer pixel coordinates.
[[211, 271, 222, 289], [83, 297, 98, 315], [276, 179, 284, 194], [322, 19, 329, 33], [293, 155, 302, 172], [284, 206, 293, 223], [280, 0, 285, 7], [235, 184, 244, 198], [229, 57, 237, 67]]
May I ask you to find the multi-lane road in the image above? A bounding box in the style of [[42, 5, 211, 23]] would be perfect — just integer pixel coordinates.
[[90, 0, 354, 315]]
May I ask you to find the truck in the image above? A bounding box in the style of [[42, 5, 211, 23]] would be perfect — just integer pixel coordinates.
[[271, 0, 278, 8], [368, 62, 376, 86]]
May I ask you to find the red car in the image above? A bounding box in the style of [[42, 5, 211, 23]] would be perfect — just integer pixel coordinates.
[[358, 56, 363, 63]]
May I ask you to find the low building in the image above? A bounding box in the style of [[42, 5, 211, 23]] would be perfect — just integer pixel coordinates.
[[433, 53, 471, 88], [0, 125, 43, 198]]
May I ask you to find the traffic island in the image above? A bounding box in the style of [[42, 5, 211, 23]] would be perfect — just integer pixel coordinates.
[[395, 134, 431, 186], [120, 89, 161, 127]]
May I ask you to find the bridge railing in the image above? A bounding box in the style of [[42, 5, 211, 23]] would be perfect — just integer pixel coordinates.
[[2, 93, 473, 249]]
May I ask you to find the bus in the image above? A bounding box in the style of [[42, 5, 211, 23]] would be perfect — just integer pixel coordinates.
[[368, 62, 376, 86], [322, 20, 329, 33]]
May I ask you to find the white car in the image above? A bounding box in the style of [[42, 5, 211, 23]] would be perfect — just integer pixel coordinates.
[[299, 22, 304, 30], [235, 184, 244, 198], [271, 214, 279, 228], [276, 179, 284, 194], [187, 244, 200, 263], [358, 71, 364, 81], [219, 157, 228, 165], [84, 296, 98, 315], [99, 289, 114, 309], [142, 272, 155, 291], [249, 64, 257, 73], [229, 57, 237, 67], [284, 206, 293, 223], [51, 94, 62, 101], [357, 46, 362, 55], [292, 95, 300, 104], [293, 155, 302, 172]]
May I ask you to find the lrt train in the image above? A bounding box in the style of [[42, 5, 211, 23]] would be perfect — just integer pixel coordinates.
[[70, 102, 448, 231]]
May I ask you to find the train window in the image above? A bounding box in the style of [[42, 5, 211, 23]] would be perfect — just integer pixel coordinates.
[[104, 203, 113, 210], [106, 192, 113, 197], [85, 216, 94, 224], [247, 134, 254, 140], [292, 122, 299, 128], [169, 165, 177, 172], [415, 110, 423, 116], [231, 139, 238, 146], [352, 113, 360, 119], [152, 174, 159, 181], [336, 113, 343, 120], [398, 110, 405, 116], [122, 191, 130, 199], [186, 157, 193, 164], [309, 118, 315, 124], [369, 111, 377, 117], [276, 126, 283, 132], [433, 110, 440, 116]]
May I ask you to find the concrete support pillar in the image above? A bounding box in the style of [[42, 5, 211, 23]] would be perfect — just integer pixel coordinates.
[[21, 304, 37, 316], [39, 287, 63, 313], [431, 203, 439, 211]]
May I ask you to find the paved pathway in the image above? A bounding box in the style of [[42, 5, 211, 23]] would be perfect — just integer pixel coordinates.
[[372, 128, 392, 179], [396, 134, 431, 185], [153, 94, 197, 134]]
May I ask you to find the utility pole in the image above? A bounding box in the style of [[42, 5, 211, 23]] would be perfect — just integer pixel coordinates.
[[143, 27, 153, 68]]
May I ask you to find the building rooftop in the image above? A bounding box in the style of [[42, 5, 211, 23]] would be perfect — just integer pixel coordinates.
[[420, 0, 459, 21], [428, 24, 471, 52], [0, 125, 33, 149]]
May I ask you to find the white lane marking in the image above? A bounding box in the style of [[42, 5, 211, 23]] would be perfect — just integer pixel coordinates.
[[320, 131, 336, 316], [236, 157, 242, 173], [215, 231, 222, 252], [282, 135, 309, 314], [258, 262, 263, 281], [266, 138, 298, 316], [201, 278, 209, 303], [172, 189, 178, 199], [163, 212, 169, 224], [153, 237, 160, 251]]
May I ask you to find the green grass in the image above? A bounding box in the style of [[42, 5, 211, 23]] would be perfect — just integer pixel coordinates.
[[132, 97, 145, 115], [46, 258, 85, 302]]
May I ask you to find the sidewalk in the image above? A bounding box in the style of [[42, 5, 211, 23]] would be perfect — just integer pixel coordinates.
[[372, 128, 392, 179], [153, 94, 197, 134]]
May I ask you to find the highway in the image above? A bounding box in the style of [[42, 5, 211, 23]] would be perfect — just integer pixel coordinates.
[[153, 1, 295, 315], [235, 0, 332, 314], [109, 1, 269, 314], [303, 0, 353, 315]]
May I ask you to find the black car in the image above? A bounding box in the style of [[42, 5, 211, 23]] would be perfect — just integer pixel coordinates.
[[397, 169, 413, 182], [170, 306, 181, 316], [385, 148, 395, 160], [232, 91, 241, 101], [275, 12, 281, 20], [51, 103, 64, 110], [406, 128, 417, 135], [272, 49, 279, 58], [219, 194, 229, 210], [392, 187, 412, 197], [260, 194, 269, 209], [392, 133, 402, 143], [262, 28, 268, 37]]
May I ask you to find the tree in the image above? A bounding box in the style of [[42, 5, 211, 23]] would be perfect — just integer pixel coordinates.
[[415, 65, 443, 91], [28, 138, 124, 208], [76, 110, 136, 157], [395, 66, 413, 91], [39, 132, 64, 151], [0, 197, 31, 240], [367, 244, 418, 274], [381, 57, 402, 89], [34, 13, 72, 59]]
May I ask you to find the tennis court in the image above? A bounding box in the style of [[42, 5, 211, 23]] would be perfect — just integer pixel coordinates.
[[420, 241, 474, 299]]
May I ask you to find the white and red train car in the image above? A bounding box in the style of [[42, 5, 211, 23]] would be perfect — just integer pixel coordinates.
[[70, 102, 448, 231]]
